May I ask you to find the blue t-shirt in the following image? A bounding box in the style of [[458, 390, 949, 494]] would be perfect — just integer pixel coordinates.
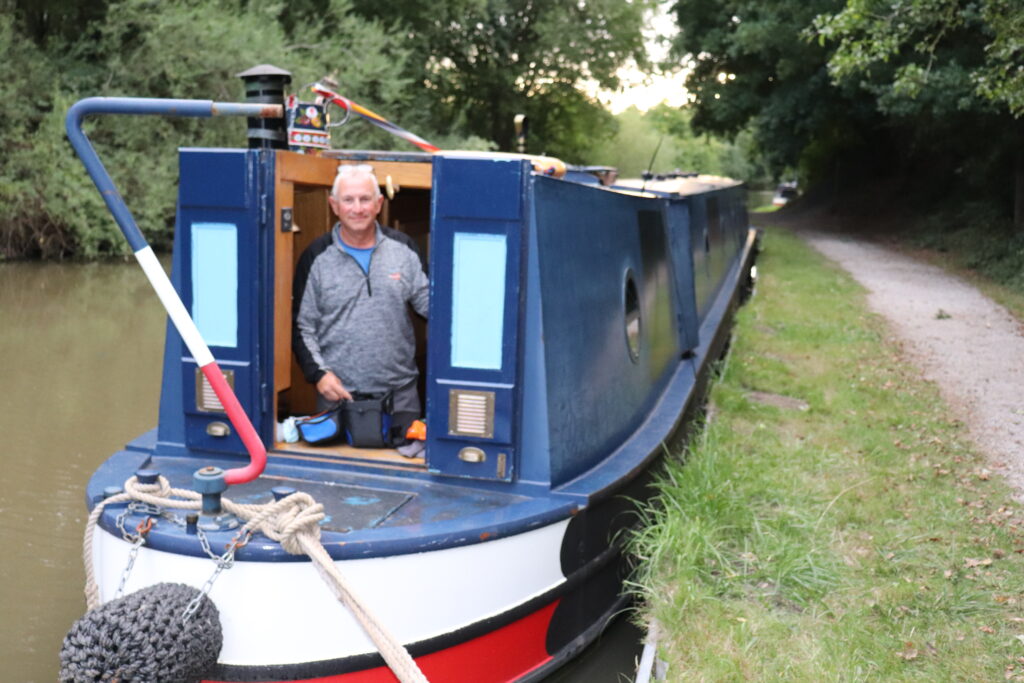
[[334, 228, 377, 274], [341, 243, 375, 274]]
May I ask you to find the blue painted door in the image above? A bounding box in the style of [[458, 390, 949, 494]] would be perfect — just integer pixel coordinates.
[[424, 156, 527, 482], [176, 149, 267, 455]]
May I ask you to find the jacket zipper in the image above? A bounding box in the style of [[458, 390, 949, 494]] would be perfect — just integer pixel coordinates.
[[336, 249, 372, 296], [335, 225, 378, 296], [365, 248, 374, 296]]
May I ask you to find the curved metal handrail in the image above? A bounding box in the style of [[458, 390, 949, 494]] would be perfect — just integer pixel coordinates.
[[65, 97, 282, 485]]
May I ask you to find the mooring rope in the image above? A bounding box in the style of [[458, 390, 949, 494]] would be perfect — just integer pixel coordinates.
[[82, 475, 429, 683]]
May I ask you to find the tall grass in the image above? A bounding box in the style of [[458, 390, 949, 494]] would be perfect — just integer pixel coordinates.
[[630, 227, 1024, 681]]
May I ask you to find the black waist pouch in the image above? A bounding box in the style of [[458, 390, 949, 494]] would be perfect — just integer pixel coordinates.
[[342, 392, 393, 448]]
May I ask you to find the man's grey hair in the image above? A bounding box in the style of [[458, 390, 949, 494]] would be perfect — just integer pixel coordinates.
[[332, 164, 381, 199]]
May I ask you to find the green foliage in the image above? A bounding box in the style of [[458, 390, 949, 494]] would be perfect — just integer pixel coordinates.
[[349, 0, 654, 161], [1, 0, 661, 257], [585, 105, 770, 182], [668, 0, 1024, 231], [646, 104, 770, 182], [0, 0, 414, 258], [812, 0, 1024, 118], [976, 0, 1024, 116], [0, 15, 82, 258], [586, 108, 682, 178], [808, 0, 1024, 231], [910, 203, 1024, 293], [1, 0, 108, 45], [669, 0, 870, 177]]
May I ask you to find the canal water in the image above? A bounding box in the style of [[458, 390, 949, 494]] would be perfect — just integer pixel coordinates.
[[0, 260, 645, 681]]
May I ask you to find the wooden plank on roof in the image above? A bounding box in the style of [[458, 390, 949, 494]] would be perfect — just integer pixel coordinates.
[[336, 159, 432, 190], [277, 151, 433, 190], [278, 151, 338, 186]]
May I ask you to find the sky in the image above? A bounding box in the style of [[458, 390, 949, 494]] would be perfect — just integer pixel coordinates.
[[593, 5, 690, 114]]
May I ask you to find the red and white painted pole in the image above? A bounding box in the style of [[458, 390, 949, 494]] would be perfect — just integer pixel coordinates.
[[66, 97, 275, 485]]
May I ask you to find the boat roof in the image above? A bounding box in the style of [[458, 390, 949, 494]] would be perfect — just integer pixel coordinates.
[[615, 174, 744, 196], [323, 151, 741, 197], [326, 148, 570, 179], [325, 149, 434, 162]]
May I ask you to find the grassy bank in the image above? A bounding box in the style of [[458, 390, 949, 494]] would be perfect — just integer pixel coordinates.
[[630, 227, 1024, 681]]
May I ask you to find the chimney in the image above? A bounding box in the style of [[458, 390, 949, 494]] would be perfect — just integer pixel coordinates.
[[236, 64, 292, 149]]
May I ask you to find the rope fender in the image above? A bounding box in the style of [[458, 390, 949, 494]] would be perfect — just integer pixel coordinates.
[[67, 475, 429, 683], [60, 582, 221, 682]]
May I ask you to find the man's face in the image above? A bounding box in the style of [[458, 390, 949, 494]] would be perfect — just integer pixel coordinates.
[[329, 174, 383, 236]]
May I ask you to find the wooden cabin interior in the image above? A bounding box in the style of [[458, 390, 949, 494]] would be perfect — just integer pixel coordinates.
[[271, 151, 433, 465]]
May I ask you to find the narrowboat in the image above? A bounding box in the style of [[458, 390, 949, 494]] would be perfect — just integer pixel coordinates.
[[62, 67, 759, 682]]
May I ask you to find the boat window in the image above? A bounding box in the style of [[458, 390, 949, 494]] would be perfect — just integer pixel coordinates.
[[191, 222, 238, 348], [624, 270, 641, 362], [451, 232, 507, 370]]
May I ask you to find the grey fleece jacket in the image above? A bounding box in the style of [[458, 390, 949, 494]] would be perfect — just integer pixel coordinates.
[[292, 223, 429, 395]]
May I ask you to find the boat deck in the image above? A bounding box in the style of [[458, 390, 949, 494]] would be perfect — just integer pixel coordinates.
[[272, 440, 428, 470], [88, 440, 577, 562]]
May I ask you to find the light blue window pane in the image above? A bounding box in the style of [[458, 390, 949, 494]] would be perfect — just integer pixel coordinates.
[[191, 222, 238, 348], [451, 233, 507, 370]]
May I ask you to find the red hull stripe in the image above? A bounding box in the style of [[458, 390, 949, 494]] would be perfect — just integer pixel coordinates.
[[205, 599, 558, 683]]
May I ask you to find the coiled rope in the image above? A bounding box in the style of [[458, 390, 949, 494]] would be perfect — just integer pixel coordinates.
[[82, 475, 428, 683]]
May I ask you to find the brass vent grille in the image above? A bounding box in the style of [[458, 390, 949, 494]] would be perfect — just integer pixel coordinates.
[[195, 368, 235, 413], [448, 389, 495, 438]]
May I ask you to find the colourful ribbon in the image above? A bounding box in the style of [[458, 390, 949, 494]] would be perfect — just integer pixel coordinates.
[[312, 83, 440, 154]]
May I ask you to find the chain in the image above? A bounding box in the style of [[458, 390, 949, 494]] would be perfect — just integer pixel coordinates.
[[158, 507, 187, 529], [181, 528, 252, 623], [108, 498, 253, 623], [115, 501, 163, 537], [195, 526, 218, 561], [113, 535, 145, 600], [112, 514, 155, 600]]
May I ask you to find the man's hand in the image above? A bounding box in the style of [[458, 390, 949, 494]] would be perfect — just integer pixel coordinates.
[[316, 371, 353, 403]]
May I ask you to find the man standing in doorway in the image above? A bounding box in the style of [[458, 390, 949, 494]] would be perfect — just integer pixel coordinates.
[[292, 164, 429, 451]]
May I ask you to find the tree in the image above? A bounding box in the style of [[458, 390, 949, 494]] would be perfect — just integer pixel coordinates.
[[587, 107, 686, 178], [814, 0, 1024, 118], [667, 0, 1023, 232], [349, 0, 654, 161], [0, 0, 416, 257], [667, 0, 884, 182], [1, 0, 107, 45], [0, 12, 77, 257], [584, 105, 769, 182], [975, 0, 1024, 118], [812, 0, 1024, 230], [644, 104, 767, 181]]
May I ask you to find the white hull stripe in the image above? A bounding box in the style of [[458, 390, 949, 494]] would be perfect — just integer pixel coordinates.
[[94, 519, 570, 666]]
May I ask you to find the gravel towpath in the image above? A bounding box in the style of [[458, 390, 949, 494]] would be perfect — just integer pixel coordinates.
[[801, 231, 1024, 494]]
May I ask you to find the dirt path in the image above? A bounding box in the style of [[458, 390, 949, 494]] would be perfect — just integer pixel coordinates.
[[800, 230, 1024, 495]]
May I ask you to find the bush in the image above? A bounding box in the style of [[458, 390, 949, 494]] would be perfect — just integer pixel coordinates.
[[0, 0, 415, 259], [910, 203, 1024, 294]]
